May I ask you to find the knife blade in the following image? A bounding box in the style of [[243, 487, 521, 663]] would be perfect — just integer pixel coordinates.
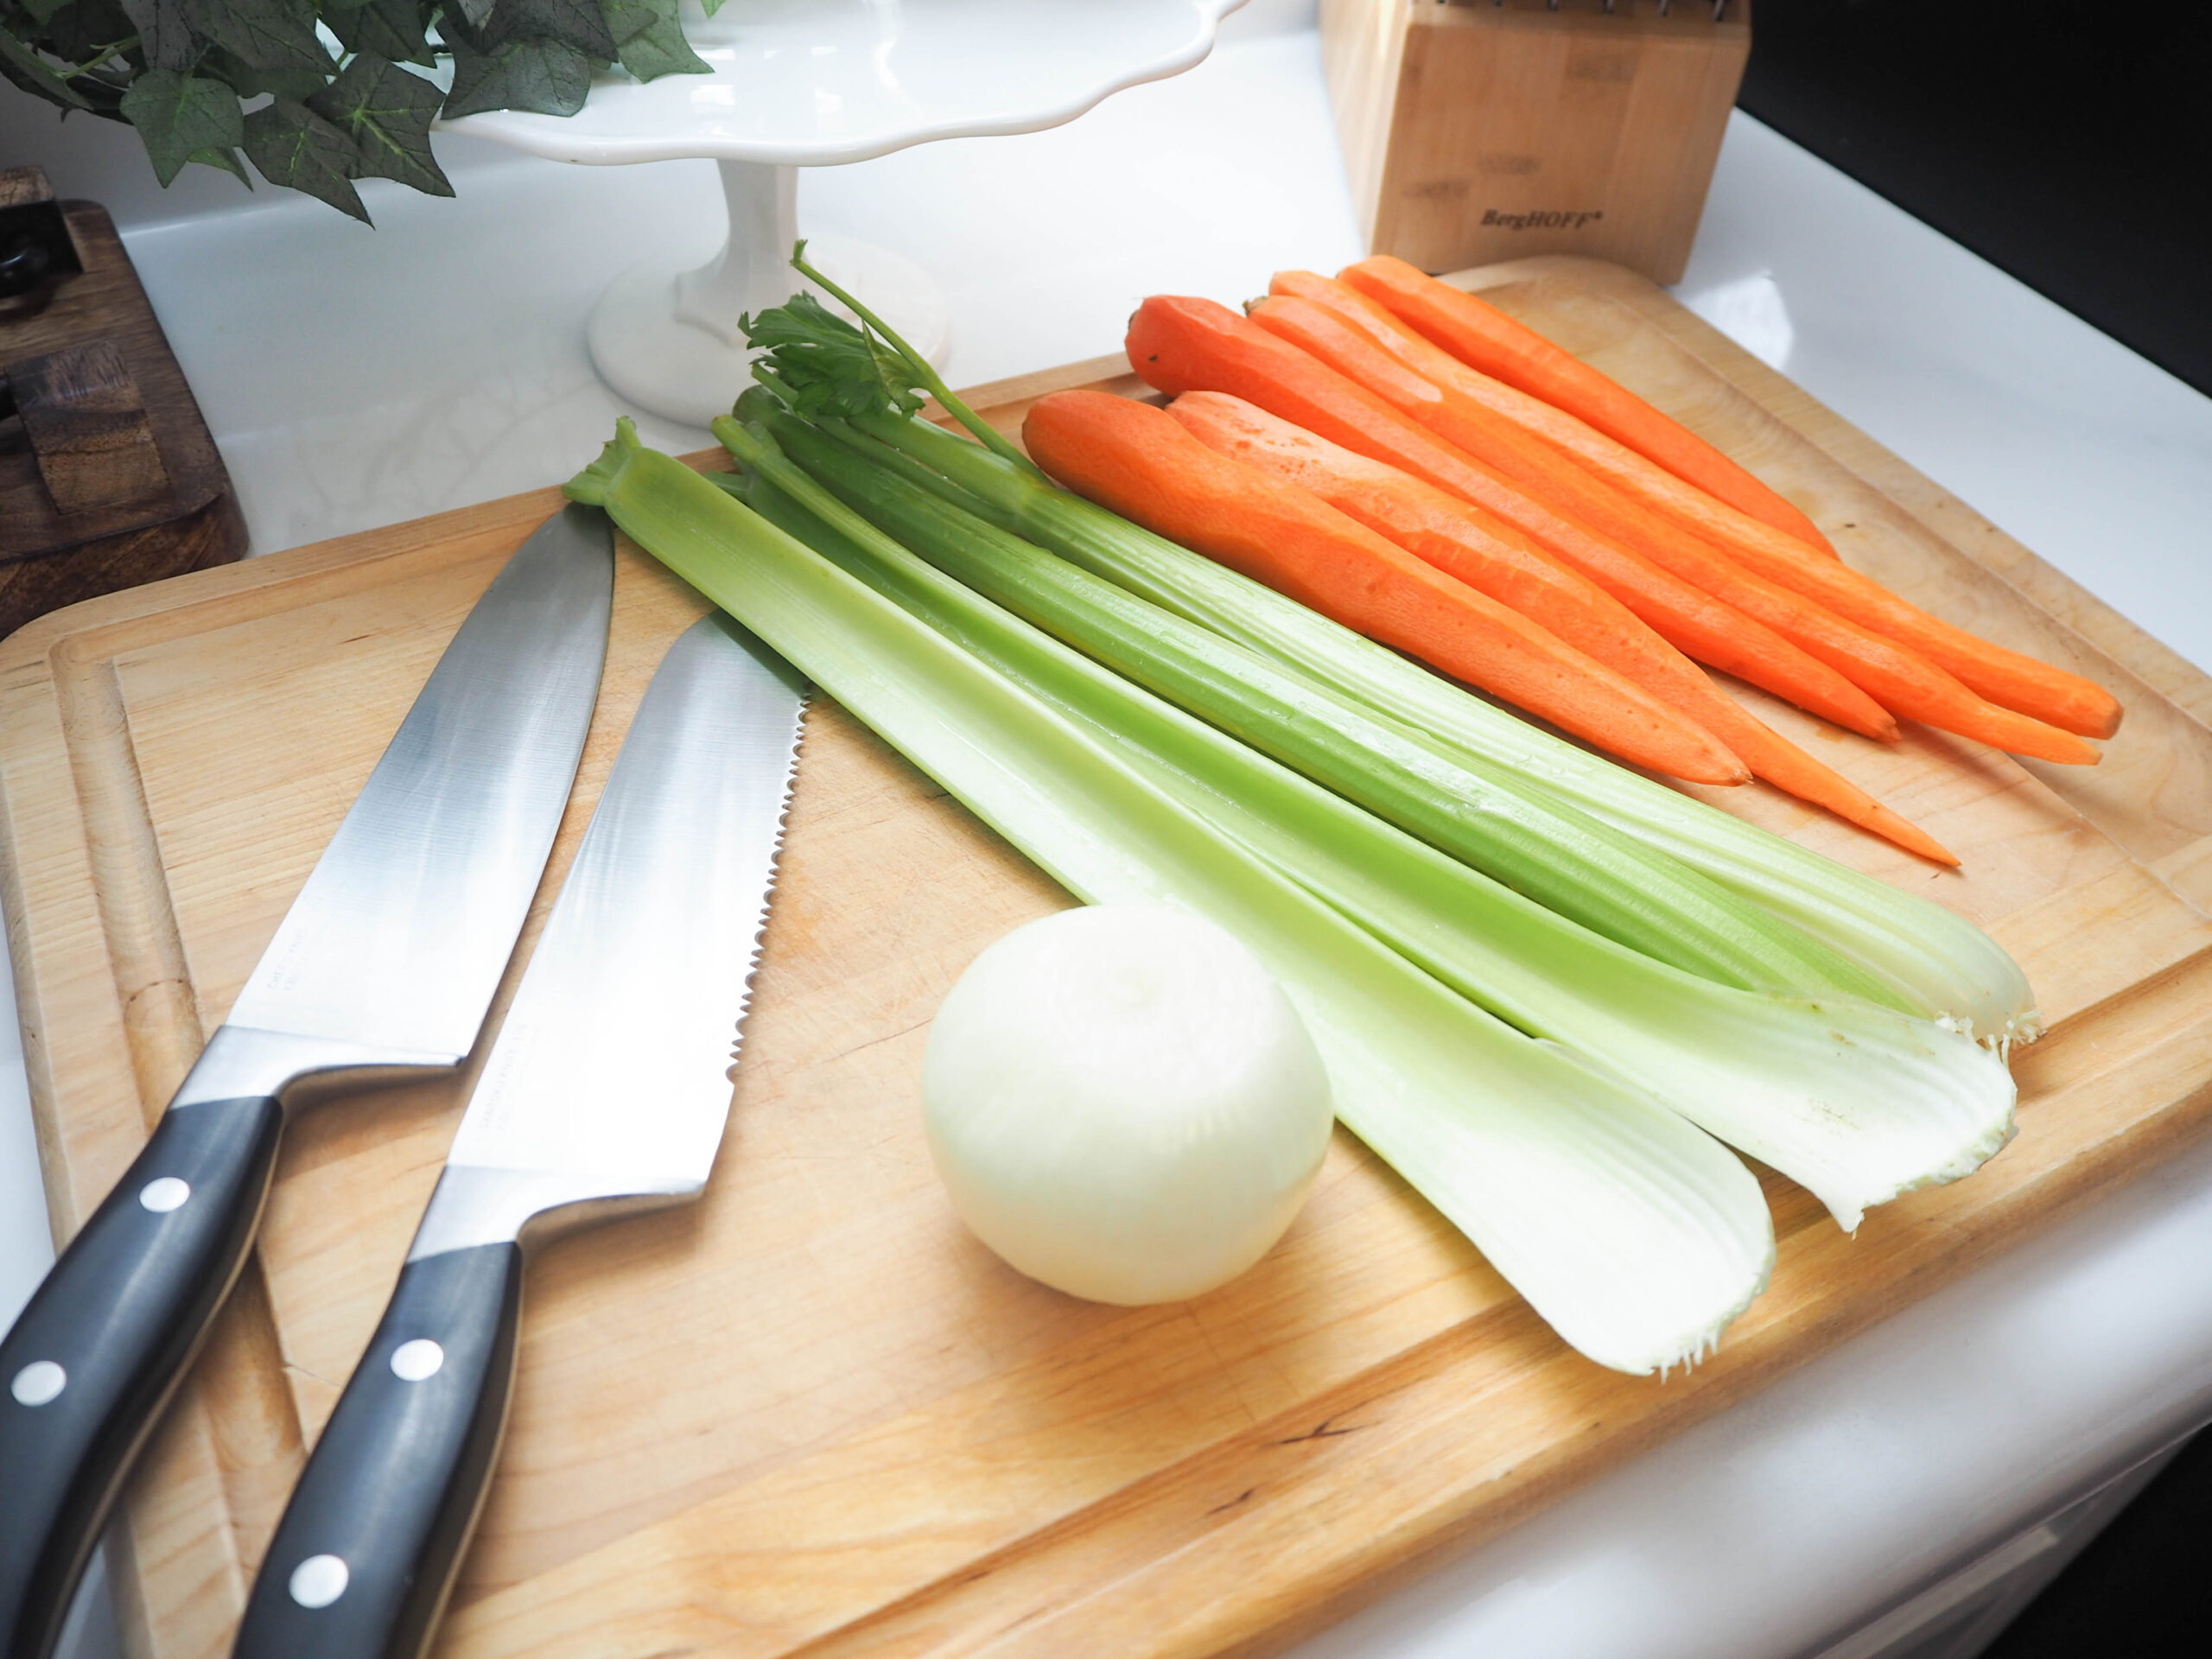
[[0, 505, 614, 1659], [230, 613, 806, 1659]]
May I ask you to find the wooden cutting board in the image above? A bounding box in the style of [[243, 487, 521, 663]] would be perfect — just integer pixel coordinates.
[[9, 256, 2212, 1659]]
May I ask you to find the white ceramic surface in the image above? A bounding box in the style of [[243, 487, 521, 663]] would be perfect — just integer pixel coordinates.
[[445, 0, 1249, 166], [1675, 118, 2212, 677]]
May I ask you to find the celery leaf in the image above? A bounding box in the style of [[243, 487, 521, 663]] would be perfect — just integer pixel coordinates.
[[742, 294, 926, 423]]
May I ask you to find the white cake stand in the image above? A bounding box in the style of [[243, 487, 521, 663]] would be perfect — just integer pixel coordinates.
[[446, 0, 1246, 426]]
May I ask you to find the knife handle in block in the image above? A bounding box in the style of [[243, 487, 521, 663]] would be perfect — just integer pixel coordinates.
[[233, 1242, 524, 1659], [0, 1094, 284, 1659]]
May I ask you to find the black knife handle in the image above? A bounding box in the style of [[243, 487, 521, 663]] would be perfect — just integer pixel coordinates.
[[232, 1242, 524, 1659], [0, 1093, 284, 1659]]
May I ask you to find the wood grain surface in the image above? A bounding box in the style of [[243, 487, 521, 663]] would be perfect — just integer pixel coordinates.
[[1320, 0, 1751, 285], [5, 257, 2210, 1659]]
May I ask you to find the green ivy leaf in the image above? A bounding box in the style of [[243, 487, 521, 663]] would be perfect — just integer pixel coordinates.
[[602, 0, 707, 82], [8, 0, 721, 219], [183, 0, 332, 79], [0, 24, 92, 110], [193, 41, 324, 101], [307, 50, 452, 196], [442, 33, 591, 118], [117, 0, 192, 71], [508, 0, 614, 60], [192, 146, 254, 184], [41, 0, 139, 61], [120, 67, 245, 184], [244, 96, 367, 221], [328, 0, 434, 66]]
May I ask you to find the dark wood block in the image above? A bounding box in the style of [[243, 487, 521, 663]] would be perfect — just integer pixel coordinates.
[[12, 341, 172, 516], [1, 178, 245, 638]]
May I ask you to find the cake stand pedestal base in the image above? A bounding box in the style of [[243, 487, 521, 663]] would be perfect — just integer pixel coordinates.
[[587, 158, 950, 429]]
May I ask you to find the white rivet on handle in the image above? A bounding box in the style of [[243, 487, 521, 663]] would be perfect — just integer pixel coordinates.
[[390, 1339, 444, 1382], [289, 1554, 349, 1609], [10, 1361, 66, 1407], [139, 1177, 191, 1213]]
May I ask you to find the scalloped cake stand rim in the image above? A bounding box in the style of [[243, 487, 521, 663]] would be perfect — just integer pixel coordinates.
[[439, 0, 1248, 168]]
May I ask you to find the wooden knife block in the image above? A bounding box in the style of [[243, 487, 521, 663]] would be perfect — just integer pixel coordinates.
[[0, 168, 245, 639], [1321, 0, 1751, 283]]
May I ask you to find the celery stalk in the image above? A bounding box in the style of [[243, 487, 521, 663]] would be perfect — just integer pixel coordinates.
[[847, 406, 2038, 1049], [737, 278, 2036, 1046], [736, 404, 1892, 1008], [569, 420, 1772, 1375], [725, 449, 2016, 1234]]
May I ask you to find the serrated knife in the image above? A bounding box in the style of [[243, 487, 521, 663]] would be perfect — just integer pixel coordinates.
[[0, 505, 614, 1659], [230, 613, 806, 1659]]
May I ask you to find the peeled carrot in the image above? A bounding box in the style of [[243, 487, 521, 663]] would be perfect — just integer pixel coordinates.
[[1249, 290, 1604, 516], [1669, 518, 2125, 741], [1277, 270, 1848, 566], [1167, 389, 1692, 702], [1243, 293, 2102, 767], [1126, 293, 1897, 741], [1338, 253, 1838, 555], [1020, 391, 1750, 785], [1291, 275, 2123, 740], [1166, 391, 1957, 865], [1292, 277, 2123, 739]]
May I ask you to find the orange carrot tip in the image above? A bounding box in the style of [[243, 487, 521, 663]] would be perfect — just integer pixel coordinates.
[[1866, 806, 1961, 868]]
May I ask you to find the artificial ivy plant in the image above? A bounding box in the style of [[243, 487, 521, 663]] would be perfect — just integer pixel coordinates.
[[0, 0, 717, 221]]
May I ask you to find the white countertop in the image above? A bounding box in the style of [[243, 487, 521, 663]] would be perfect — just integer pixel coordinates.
[[6, 5, 2212, 1654]]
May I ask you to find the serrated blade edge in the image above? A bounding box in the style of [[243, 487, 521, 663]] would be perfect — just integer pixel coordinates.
[[443, 615, 807, 1197]]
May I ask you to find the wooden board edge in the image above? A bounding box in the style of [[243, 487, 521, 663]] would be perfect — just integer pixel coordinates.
[[925, 352, 1135, 423], [441, 939, 2212, 1659], [0, 452, 747, 680], [0, 350, 1122, 677], [687, 942, 2212, 1659], [20, 272, 2212, 1659], [0, 484, 551, 671]]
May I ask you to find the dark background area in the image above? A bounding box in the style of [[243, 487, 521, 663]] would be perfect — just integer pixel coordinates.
[[1737, 3, 2212, 1650], [1736, 0, 2212, 397], [1981, 1433, 2212, 1659]]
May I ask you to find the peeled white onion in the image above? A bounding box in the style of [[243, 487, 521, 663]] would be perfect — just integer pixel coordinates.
[[921, 904, 1334, 1305]]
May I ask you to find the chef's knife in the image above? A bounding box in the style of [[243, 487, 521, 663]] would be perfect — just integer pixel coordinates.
[[0, 505, 614, 1659], [231, 613, 806, 1659]]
